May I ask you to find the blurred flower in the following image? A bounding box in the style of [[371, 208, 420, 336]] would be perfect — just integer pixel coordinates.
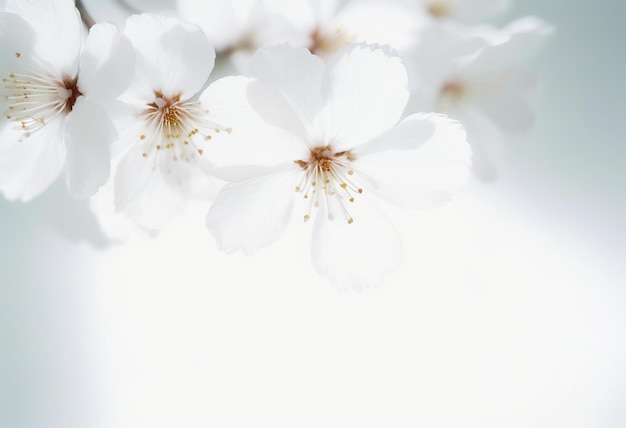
[[405, 16, 554, 179], [206, 44, 471, 289], [113, 14, 247, 229], [409, 0, 512, 26], [176, 0, 417, 72], [0, 0, 133, 201]]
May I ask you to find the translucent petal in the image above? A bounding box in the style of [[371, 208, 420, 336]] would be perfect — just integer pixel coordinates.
[[114, 141, 191, 229], [310, 195, 402, 290], [206, 164, 301, 255], [177, 0, 258, 51], [78, 22, 135, 101], [200, 76, 309, 167], [462, 16, 554, 77], [471, 92, 535, 133], [248, 45, 324, 142], [321, 43, 409, 151], [352, 114, 471, 209], [123, 14, 215, 101], [0, 117, 66, 201], [64, 97, 115, 199], [5, 0, 83, 77]]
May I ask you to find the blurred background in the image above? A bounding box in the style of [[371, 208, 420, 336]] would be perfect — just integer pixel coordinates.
[[0, 0, 624, 427]]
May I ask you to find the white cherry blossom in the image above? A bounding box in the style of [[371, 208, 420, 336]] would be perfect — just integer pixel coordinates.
[[206, 44, 471, 289], [405, 17, 553, 179], [113, 14, 247, 229], [404, 0, 512, 26], [0, 0, 133, 201]]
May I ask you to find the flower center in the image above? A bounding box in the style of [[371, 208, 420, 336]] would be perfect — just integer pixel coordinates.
[[309, 26, 355, 56], [2, 57, 81, 136], [294, 145, 362, 224], [427, 0, 453, 18], [438, 80, 466, 111], [139, 91, 231, 167]]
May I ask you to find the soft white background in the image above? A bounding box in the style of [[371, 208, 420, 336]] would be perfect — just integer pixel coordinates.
[[0, 0, 624, 427]]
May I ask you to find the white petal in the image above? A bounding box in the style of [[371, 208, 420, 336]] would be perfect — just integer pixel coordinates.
[[206, 164, 301, 255], [310, 195, 402, 290], [176, 0, 257, 51], [5, 0, 83, 77], [352, 114, 471, 209], [78, 22, 135, 101], [248, 45, 324, 141], [333, 0, 419, 52], [64, 97, 116, 199], [462, 17, 554, 76], [0, 12, 36, 75], [0, 118, 66, 201], [199, 76, 309, 167], [321, 43, 409, 151], [471, 93, 534, 133], [114, 142, 196, 229], [353, 112, 436, 156], [124, 14, 215, 101]]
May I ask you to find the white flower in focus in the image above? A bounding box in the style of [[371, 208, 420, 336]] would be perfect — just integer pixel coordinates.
[[405, 17, 553, 179], [206, 44, 471, 289], [113, 14, 244, 229], [0, 0, 134, 201]]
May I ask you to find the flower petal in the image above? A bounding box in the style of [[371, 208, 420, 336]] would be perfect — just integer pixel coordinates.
[[352, 114, 471, 209], [0, 117, 66, 201], [310, 195, 402, 290], [200, 76, 309, 167], [471, 92, 535, 133], [206, 164, 301, 255], [321, 43, 409, 151], [248, 44, 324, 141], [0, 12, 36, 76], [176, 0, 258, 51], [78, 22, 135, 101], [123, 14, 215, 101], [5, 0, 82, 77], [114, 141, 194, 229], [462, 17, 554, 77], [64, 97, 115, 199]]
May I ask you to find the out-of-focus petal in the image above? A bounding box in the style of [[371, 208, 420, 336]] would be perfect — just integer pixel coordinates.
[[5, 0, 82, 77], [352, 114, 471, 209], [64, 97, 116, 199], [78, 22, 135, 101], [321, 43, 409, 151], [177, 0, 257, 51], [462, 17, 554, 76], [0, 118, 66, 202], [123, 14, 215, 101], [471, 93, 534, 133], [206, 164, 301, 255], [310, 195, 402, 290]]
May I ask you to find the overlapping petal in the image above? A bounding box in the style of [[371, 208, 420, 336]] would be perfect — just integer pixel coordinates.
[[123, 13, 215, 101], [206, 164, 301, 255], [78, 22, 135, 101], [0, 117, 66, 202], [321, 43, 409, 151], [353, 113, 471, 209], [5, 0, 82, 77], [65, 97, 116, 199]]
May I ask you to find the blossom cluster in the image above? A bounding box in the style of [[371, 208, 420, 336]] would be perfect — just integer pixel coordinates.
[[0, 0, 552, 289]]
